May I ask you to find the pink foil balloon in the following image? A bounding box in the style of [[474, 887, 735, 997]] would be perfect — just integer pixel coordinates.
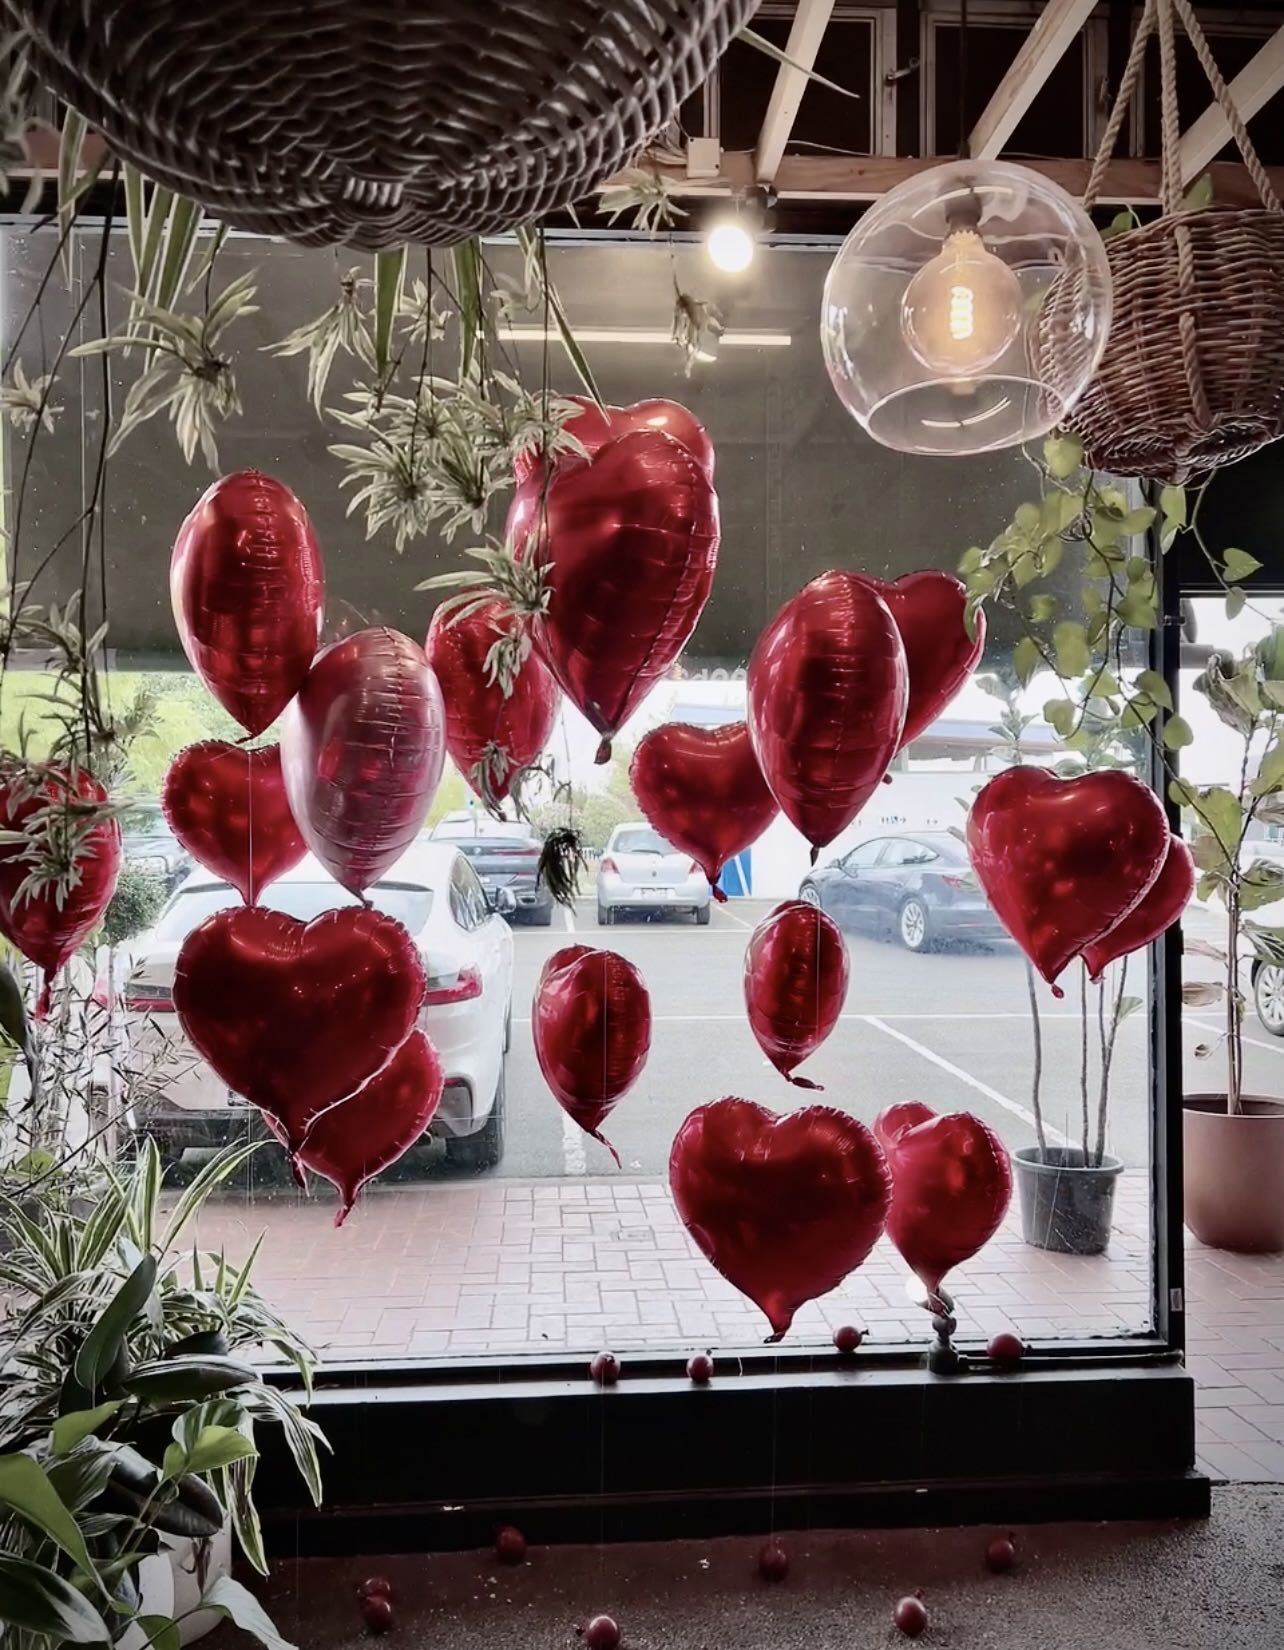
[[162, 741, 306, 904], [1082, 833, 1195, 980], [743, 900, 849, 1088], [874, 1103, 1012, 1300], [966, 767, 1169, 989], [533, 944, 651, 1166], [854, 572, 985, 748], [170, 470, 325, 735], [747, 571, 908, 861], [669, 1097, 892, 1341], [513, 395, 716, 489], [280, 627, 446, 894]]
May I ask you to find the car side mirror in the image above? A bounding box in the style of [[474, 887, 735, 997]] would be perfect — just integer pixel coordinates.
[[488, 886, 517, 914]]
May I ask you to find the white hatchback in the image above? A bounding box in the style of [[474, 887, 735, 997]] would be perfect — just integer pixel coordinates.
[[103, 844, 514, 1173], [596, 822, 711, 926]]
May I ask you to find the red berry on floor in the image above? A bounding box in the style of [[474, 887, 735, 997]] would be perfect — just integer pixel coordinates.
[[833, 1324, 864, 1356], [894, 1595, 928, 1637], [987, 1332, 1025, 1368], [687, 1352, 714, 1384], [495, 1524, 527, 1565], [590, 1350, 620, 1386], [360, 1595, 394, 1634], [356, 1578, 393, 1601], [584, 1614, 620, 1650], [758, 1540, 789, 1582], [985, 1533, 1017, 1573]]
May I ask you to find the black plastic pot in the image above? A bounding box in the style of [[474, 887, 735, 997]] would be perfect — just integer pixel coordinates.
[[1012, 1146, 1123, 1255]]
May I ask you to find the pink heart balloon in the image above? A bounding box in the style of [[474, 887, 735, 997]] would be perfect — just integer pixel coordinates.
[[1082, 833, 1195, 980], [162, 741, 306, 904], [743, 900, 849, 1088], [854, 572, 985, 748]]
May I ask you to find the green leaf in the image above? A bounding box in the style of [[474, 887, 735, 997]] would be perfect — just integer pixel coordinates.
[[1163, 714, 1194, 750], [74, 1254, 157, 1395], [1028, 593, 1056, 623], [1195, 786, 1244, 850], [46, 1443, 118, 1513], [154, 194, 204, 314], [1159, 484, 1187, 529], [164, 1425, 257, 1481], [0, 1555, 112, 1644], [373, 247, 407, 380], [136, 184, 177, 305], [451, 237, 483, 378], [1118, 506, 1157, 534], [56, 107, 108, 280], [1044, 698, 1075, 738], [0, 1453, 101, 1589], [202, 1576, 298, 1650], [1013, 501, 1041, 534], [1116, 995, 1144, 1023], [1253, 743, 1284, 797], [957, 546, 984, 576], [1052, 620, 1091, 678], [1182, 171, 1214, 212], [1226, 587, 1247, 620], [1118, 589, 1158, 629], [1134, 669, 1173, 711], [1222, 547, 1262, 583], [1012, 635, 1041, 686], [123, 1356, 257, 1405], [52, 1402, 124, 1457], [1241, 859, 1284, 912], [160, 1139, 261, 1253], [138, 1615, 182, 1650], [1043, 434, 1083, 479], [738, 25, 861, 98], [515, 225, 603, 409]]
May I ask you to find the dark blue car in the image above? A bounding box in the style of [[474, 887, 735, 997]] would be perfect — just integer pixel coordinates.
[[798, 830, 1008, 952]]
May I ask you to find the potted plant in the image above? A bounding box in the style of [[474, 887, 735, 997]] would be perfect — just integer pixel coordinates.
[[0, 1139, 324, 1648], [1178, 630, 1284, 1252]]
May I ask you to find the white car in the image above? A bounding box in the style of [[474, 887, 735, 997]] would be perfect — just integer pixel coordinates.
[[596, 822, 711, 926], [104, 845, 514, 1173]]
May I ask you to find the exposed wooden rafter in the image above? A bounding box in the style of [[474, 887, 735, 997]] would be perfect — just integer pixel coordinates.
[[968, 0, 1097, 159], [753, 0, 838, 185], [1178, 23, 1284, 185]]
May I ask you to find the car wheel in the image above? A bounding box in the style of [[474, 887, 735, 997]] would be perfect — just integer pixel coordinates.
[[596, 902, 613, 926], [898, 897, 932, 953], [445, 1069, 506, 1172], [1255, 963, 1284, 1037], [695, 904, 711, 926], [799, 883, 821, 907]]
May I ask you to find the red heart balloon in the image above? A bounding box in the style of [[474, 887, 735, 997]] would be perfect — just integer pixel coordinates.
[[505, 428, 719, 763], [170, 471, 325, 736], [293, 1031, 443, 1226], [874, 1104, 1012, 1299], [514, 396, 715, 487], [173, 904, 425, 1156], [670, 1098, 892, 1342], [533, 943, 651, 1166], [743, 900, 849, 1089], [748, 571, 908, 859], [425, 599, 559, 805], [1082, 833, 1194, 981], [966, 767, 1169, 988], [280, 627, 446, 894], [162, 741, 306, 904], [0, 767, 121, 1016], [854, 572, 985, 748], [629, 721, 778, 899]]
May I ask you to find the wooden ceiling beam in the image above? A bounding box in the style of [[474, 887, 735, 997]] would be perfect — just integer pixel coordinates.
[[968, 0, 1097, 160], [753, 0, 838, 185], [1178, 24, 1284, 186]]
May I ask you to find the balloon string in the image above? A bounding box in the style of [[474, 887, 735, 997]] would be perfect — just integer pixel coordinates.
[[590, 1128, 621, 1170], [788, 1074, 823, 1091], [594, 736, 611, 766], [246, 743, 254, 907], [711, 882, 727, 904]]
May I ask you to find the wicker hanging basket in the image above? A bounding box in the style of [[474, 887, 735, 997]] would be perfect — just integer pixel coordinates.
[[6, 0, 758, 249], [1034, 0, 1284, 483]]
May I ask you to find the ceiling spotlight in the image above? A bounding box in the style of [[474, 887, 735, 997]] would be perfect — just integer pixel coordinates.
[[706, 218, 755, 274]]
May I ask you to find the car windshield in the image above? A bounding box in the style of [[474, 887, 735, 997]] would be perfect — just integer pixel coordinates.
[[440, 837, 537, 856], [151, 881, 431, 940], [613, 829, 676, 855]]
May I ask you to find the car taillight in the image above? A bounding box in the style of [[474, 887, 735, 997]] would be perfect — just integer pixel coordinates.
[[600, 856, 618, 875], [942, 874, 971, 891], [423, 964, 483, 1005], [124, 985, 174, 1012], [91, 979, 112, 1009]]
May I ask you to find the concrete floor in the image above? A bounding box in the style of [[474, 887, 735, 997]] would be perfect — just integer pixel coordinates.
[[224, 1486, 1283, 1650]]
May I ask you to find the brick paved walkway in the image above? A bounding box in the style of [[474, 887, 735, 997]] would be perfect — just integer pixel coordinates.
[[193, 1171, 1284, 1483]]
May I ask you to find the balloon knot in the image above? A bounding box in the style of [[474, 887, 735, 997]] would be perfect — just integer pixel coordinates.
[[34, 976, 52, 1021], [882, 772, 893, 785], [289, 1155, 308, 1190], [712, 884, 727, 904], [788, 1075, 824, 1091], [592, 1129, 622, 1169], [764, 1329, 786, 1345], [809, 845, 819, 867], [333, 1202, 353, 1229], [594, 736, 612, 766], [1050, 983, 1065, 1001]]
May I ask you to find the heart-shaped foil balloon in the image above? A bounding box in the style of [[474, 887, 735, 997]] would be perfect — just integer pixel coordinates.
[[426, 599, 559, 805], [293, 1030, 443, 1226], [162, 741, 306, 904], [743, 900, 849, 1088], [513, 395, 716, 487], [173, 904, 425, 1158], [533, 944, 651, 1166], [0, 767, 121, 1016], [748, 571, 908, 861], [170, 470, 325, 736], [854, 572, 985, 748], [874, 1103, 1012, 1300], [1082, 833, 1195, 981], [505, 428, 719, 763], [966, 766, 1169, 989], [630, 721, 778, 899], [281, 627, 446, 894], [669, 1097, 892, 1341]]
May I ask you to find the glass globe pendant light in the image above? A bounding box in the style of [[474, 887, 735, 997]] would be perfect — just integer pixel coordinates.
[[820, 161, 1113, 457]]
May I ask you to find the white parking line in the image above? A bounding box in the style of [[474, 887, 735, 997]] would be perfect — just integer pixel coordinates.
[[562, 905, 576, 933], [864, 1014, 1072, 1146]]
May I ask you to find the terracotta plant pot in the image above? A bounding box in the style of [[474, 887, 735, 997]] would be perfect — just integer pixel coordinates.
[[1012, 1146, 1123, 1255], [1184, 1093, 1284, 1253]]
